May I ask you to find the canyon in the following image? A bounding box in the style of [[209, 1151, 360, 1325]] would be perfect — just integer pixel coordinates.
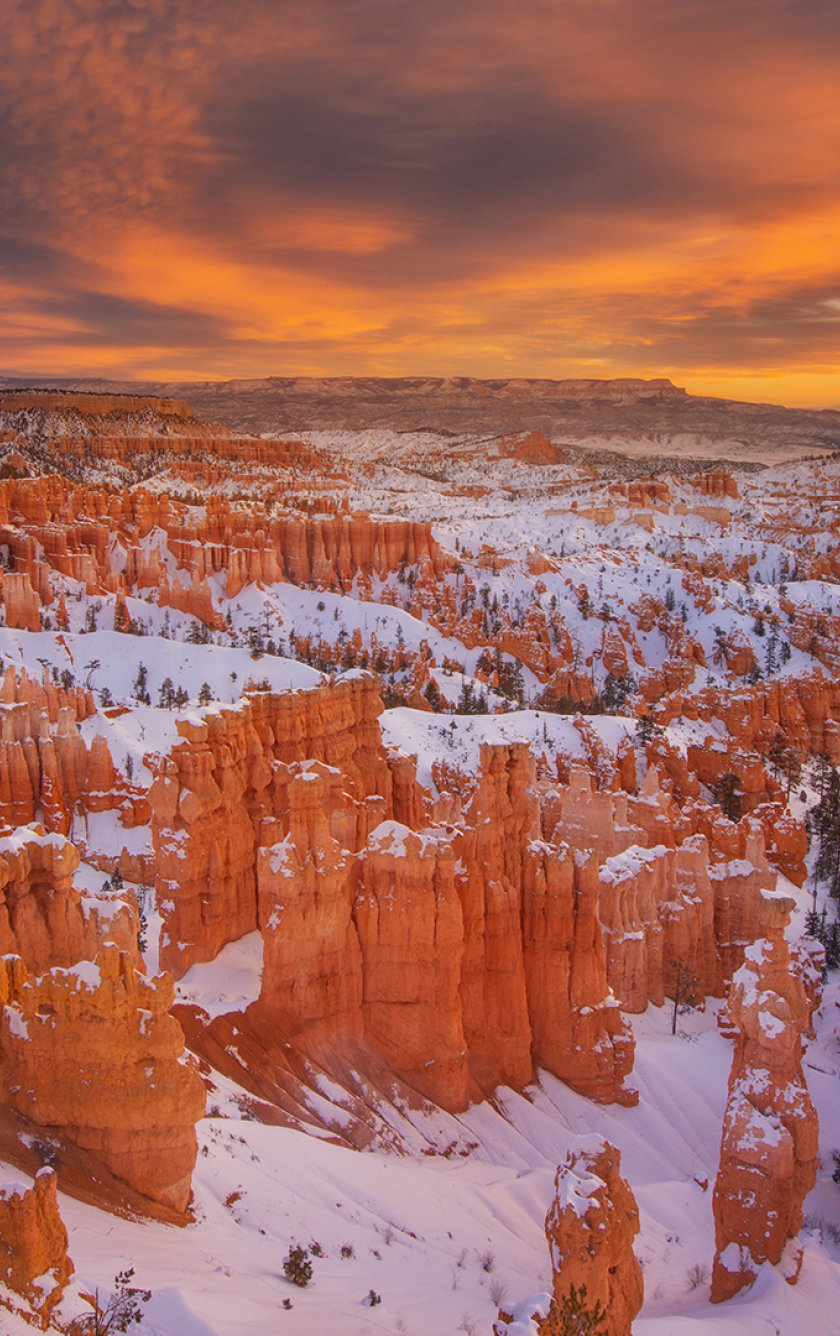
[[0, 381, 837, 1335]]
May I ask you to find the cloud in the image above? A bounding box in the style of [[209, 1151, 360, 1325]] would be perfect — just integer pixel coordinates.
[[1, 0, 840, 400]]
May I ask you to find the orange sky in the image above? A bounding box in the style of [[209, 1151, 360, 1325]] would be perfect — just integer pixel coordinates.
[[2, 0, 840, 406]]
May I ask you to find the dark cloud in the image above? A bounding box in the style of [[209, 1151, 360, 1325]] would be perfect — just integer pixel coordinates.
[[28, 289, 233, 349], [1, 0, 840, 397]]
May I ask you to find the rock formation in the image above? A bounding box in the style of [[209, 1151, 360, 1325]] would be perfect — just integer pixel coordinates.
[[0, 943, 205, 1212], [0, 1168, 73, 1322], [353, 820, 467, 1108], [544, 1135, 644, 1336], [149, 675, 396, 977], [153, 690, 639, 1111], [0, 825, 138, 974], [711, 890, 821, 1302]]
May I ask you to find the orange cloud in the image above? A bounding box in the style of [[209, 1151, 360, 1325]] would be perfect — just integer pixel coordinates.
[[1, 0, 840, 404]]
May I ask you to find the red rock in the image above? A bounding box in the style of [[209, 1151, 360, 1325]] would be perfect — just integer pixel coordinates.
[[0, 572, 40, 631], [0, 826, 137, 975], [150, 674, 394, 978], [354, 821, 467, 1109], [544, 1136, 643, 1336], [0, 1168, 73, 1320], [455, 742, 534, 1092], [0, 944, 205, 1211], [525, 848, 637, 1105], [711, 891, 820, 1302], [258, 769, 363, 1043]]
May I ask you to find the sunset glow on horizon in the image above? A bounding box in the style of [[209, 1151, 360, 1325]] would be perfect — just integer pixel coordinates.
[[2, 0, 840, 408]]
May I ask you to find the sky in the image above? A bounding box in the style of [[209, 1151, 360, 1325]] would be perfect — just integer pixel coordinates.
[[2, 0, 840, 406]]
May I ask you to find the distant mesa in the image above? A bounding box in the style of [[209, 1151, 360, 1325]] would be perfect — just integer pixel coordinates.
[[0, 387, 192, 419], [5, 373, 837, 460]]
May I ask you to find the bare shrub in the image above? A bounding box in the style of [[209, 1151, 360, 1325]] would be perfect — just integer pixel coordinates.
[[686, 1263, 709, 1291], [488, 1276, 509, 1307]]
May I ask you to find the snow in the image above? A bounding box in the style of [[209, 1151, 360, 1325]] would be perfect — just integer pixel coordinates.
[[175, 933, 264, 1020], [1, 425, 840, 1334], [0, 983, 824, 1336]]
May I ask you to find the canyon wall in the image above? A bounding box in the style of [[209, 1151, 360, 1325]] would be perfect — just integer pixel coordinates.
[[151, 678, 639, 1110]]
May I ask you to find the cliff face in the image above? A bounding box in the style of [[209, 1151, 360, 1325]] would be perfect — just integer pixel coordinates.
[[0, 943, 205, 1213], [0, 665, 144, 848], [354, 820, 467, 1108], [258, 768, 364, 1045], [0, 476, 452, 628], [524, 848, 637, 1105], [711, 892, 821, 1303], [456, 742, 536, 1092], [149, 675, 395, 978], [152, 688, 639, 1112]]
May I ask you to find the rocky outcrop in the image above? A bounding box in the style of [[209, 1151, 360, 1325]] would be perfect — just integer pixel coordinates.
[[0, 572, 41, 631], [149, 675, 396, 977], [711, 891, 820, 1302], [0, 826, 138, 974], [0, 1168, 73, 1321], [455, 742, 535, 1092], [0, 476, 453, 625], [544, 1135, 644, 1336], [0, 666, 144, 840], [0, 944, 205, 1212], [155, 696, 638, 1111]]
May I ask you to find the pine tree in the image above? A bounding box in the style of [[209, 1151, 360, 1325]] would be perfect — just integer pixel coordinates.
[[811, 767, 840, 900], [713, 772, 743, 823], [132, 663, 150, 706], [540, 1283, 607, 1336]]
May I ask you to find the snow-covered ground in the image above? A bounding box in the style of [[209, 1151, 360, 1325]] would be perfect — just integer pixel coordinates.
[[7, 969, 838, 1335]]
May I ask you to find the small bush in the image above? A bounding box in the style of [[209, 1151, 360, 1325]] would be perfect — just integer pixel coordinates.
[[340, 1243, 354, 1259], [283, 1245, 313, 1288], [364, 1290, 381, 1307]]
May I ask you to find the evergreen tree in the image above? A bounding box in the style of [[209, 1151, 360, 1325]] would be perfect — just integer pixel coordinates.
[[423, 679, 443, 711], [132, 663, 150, 706], [713, 772, 743, 823], [810, 767, 840, 900], [542, 1283, 607, 1336]]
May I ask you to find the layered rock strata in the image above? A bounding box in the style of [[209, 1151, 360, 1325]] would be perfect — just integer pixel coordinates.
[[149, 675, 396, 977], [157, 686, 637, 1111]]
